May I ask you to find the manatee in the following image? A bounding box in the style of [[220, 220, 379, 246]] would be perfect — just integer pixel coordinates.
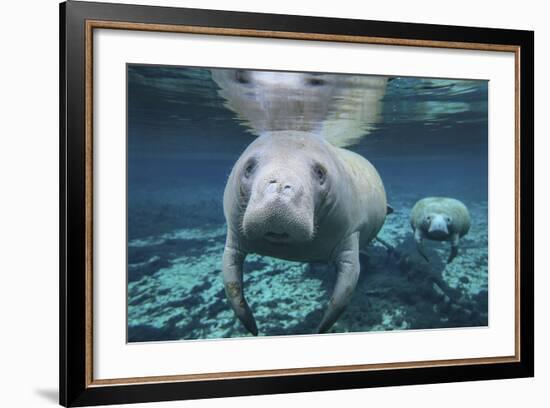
[[222, 131, 388, 335], [410, 197, 471, 264]]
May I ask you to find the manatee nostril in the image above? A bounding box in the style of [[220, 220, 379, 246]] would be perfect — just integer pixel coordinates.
[[265, 179, 295, 196]]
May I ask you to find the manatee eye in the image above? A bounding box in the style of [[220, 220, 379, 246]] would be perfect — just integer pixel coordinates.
[[313, 163, 327, 184], [426, 216, 432, 222], [235, 70, 251, 84], [243, 159, 256, 179], [307, 77, 325, 86], [446, 216, 452, 224]]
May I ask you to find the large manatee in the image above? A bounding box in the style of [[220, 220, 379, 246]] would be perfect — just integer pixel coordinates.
[[212, 68, 389, 335], [222, 130, 387, 334]]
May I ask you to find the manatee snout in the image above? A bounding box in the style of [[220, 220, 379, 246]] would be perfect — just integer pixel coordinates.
[[243, 169, 314, 243], [426, 214, 451, 239], [258, 172, 305, 205], [411, 197, 471, 263]]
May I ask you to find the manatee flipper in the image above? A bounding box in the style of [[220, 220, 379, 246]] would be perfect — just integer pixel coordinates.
[[447, 233, 460, 264], [386, 204, 394, 215], [414, 228, 430, 263], [318, 232, 360, 334], [222, 233, 258, 336]]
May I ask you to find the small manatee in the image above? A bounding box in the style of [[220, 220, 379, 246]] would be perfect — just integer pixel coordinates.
[[410, 197, 471, 263]]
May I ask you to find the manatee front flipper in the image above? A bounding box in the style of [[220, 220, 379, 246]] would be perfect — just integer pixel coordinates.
[[414, 228, 430, 263], [447, 233, 459, 264], [222, 233, 258, 336], [318, 232, 360, 334]]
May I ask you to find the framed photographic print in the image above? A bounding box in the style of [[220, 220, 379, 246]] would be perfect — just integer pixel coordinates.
[[59, 0, 534, 406]]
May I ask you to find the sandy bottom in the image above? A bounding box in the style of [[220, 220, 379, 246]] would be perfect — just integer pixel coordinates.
[[127, 190, 488, 342]]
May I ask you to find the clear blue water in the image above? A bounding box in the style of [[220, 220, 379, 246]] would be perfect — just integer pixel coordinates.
[[127, 65, 488, 342]]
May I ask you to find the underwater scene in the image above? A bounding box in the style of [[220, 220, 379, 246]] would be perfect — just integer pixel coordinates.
[[127, 65, 488, 342]]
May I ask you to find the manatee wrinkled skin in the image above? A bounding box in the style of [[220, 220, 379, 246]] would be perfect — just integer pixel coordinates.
[[222, 131, 387, 335], [410, 197, 471, 264]]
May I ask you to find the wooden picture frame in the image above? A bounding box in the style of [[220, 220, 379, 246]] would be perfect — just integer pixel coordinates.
[[60, 1, 534, 406]]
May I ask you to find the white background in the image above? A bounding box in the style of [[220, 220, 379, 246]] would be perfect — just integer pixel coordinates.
[[0, 0, 545, 407]]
